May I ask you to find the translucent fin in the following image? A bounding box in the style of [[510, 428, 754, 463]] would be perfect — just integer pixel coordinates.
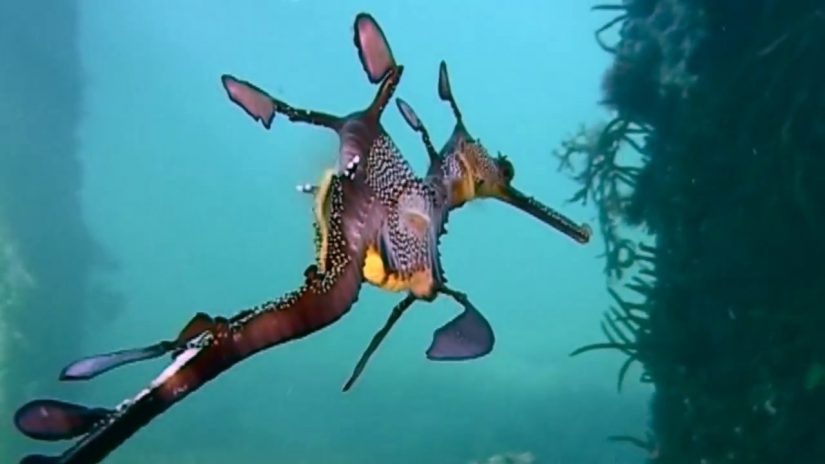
[[396, 98, 421, 130], [427, 290, 494, 361], [221, 75, 341, 130], [59, 342, 172, 381], [15, 399, 112, 441], [438, 60, 453, 101], [221, 75, 277, 129], [353, 13, 396, 84], [437, 61, 464, 126], [20, 454, 60, 464]]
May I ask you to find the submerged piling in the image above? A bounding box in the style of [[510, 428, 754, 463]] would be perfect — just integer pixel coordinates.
[[562, 1, 825, 462]]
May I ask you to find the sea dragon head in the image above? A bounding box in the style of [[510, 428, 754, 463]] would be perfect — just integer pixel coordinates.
[[430, 61, 592, 245]]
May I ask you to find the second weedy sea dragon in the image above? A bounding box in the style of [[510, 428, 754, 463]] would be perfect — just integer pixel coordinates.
[[11, 13, 421, 464], [338, 60, 594, 390]]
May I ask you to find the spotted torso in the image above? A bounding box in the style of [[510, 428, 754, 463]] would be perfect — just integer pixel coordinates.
[[308, 132, 447, 299], [359, 134, 447, 298]]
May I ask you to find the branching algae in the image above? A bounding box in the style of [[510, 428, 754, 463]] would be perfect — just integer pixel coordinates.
[[563, 1, 825, 462]]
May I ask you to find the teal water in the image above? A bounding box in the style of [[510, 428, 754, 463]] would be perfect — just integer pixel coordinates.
[[4, 1, 651, 462]]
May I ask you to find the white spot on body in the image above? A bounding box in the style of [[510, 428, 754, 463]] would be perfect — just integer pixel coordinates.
[[150, 345, 202, 389]]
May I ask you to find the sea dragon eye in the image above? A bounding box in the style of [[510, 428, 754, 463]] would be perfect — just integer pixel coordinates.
[[496, 153, 514, 183]]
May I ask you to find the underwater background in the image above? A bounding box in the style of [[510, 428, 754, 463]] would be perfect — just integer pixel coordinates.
[[7, 0, 823, 463]]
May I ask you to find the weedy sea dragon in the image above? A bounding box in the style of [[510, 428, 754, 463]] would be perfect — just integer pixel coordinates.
[[222, 21, 593, 392], [338, 61, 594, 391], [11, 13, 427, 464], [220, 21, 518, 384]]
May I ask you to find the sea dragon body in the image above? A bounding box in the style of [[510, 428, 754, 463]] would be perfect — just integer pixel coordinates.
[[11, 13, 416, 464], [301, 146, 449, 299]]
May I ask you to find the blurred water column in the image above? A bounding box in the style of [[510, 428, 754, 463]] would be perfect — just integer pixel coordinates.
[[0, 226, 13, 440], [0, 2, 93, 460], [0, 225, 34, 426]]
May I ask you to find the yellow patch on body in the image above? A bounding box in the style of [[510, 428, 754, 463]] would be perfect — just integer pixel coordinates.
[[312, 169, 336, 272], [450, 153, 478, 206], [362, 246, 435, 298]]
